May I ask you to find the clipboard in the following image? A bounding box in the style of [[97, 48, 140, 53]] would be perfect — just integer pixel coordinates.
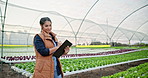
[[53, 40, 72, 58]]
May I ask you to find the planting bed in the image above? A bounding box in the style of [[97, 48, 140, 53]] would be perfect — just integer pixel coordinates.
[[0, 49, 148, 78], [9, 50, 148, 78], [0, 59, 148, 78], [64, 59, 148, 78]]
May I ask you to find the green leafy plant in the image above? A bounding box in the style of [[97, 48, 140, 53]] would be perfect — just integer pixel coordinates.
[[102, 62, 148, 78], [14, 50, 148, 74]]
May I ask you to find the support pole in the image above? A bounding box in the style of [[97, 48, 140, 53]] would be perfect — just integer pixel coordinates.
[[1, 0, 9, 71], [74, 35, 77, 57]]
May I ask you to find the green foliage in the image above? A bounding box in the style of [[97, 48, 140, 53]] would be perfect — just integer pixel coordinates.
[[0, 46, 33, 48], [102, 62, 148, 78], [15, 62, 35, 73], [133, 43, 148, 46], [14, 50, 148, 74]]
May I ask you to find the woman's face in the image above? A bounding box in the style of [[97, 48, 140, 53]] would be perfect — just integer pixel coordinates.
[[41, 21, 52, 33]]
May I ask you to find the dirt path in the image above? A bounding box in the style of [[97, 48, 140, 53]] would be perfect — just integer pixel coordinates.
[[0, 59, 148, 78], [0, 62, 26, 78]]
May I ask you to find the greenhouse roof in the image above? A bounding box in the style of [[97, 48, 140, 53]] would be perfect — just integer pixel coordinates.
[[0, 0, 148, 44]]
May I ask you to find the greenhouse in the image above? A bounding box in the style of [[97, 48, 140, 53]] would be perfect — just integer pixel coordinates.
[[0, 0, 148, 78]]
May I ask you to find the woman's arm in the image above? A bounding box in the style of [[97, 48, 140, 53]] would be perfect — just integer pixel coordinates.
[[34, 35, 60, 56], [49, 45, 60, 54]]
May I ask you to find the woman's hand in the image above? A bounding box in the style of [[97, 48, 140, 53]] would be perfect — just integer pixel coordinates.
[[64, 46, 70, 55]]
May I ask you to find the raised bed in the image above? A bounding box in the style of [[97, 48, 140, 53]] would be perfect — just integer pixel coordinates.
[[11, 50, 148, 78]]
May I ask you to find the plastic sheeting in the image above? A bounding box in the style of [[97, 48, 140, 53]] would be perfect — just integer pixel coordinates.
[[0, 0, 148, 45]]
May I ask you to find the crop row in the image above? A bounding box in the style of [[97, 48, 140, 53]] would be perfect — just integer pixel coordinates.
[[14, 50, 148, 74], [4, 49, 135, 61], [61, 49, 135, 57], [61, 50, 148, 73], [102, 62, 148, 78]]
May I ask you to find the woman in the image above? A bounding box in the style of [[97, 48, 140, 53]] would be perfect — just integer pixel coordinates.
[[33, 17, 70, 78]]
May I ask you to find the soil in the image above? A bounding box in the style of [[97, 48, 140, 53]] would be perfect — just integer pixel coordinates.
[[0, 62, 26, 78], [0, 59, 148, 78]]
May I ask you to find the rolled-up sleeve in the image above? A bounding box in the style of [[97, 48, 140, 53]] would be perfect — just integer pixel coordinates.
[[34, 35, 50, 56]]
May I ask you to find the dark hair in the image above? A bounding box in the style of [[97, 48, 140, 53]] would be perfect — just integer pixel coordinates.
[[40, 17, 52, 25]]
